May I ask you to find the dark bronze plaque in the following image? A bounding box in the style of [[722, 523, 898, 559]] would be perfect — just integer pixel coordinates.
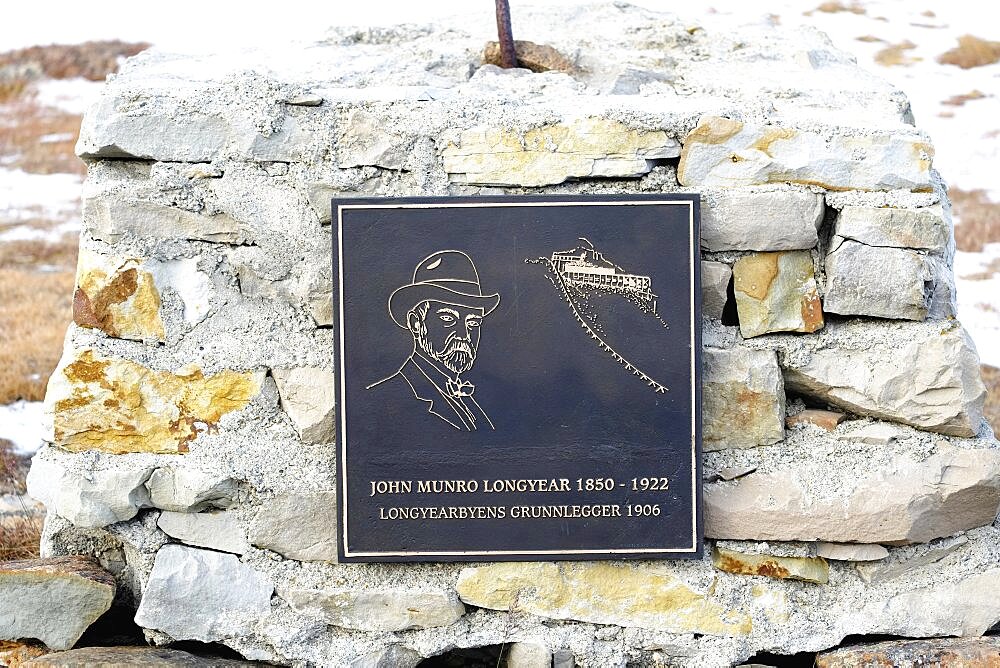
[[333, 195, 702, 562]]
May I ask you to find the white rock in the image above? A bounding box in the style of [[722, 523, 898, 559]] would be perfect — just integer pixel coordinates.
[[157, 511, 250, 555], [678, 116, 933, 192], [815, 543, 889, 561], [834, 205, 949, 252], [836, 422, 900, 445], [505, 642, 552, 668], [783, 326, 986, 436], [146, 468, 237, 512], [866, 569, 1000, 636], [27, 455, 152, 528], [83, 196, 242, 244], [247, 491, 338, 561], [856, 536, 969, 584], [701, 189, 824, 251], [703, 348, 785, 451], [146, 258, 214, 327], [338, 109, 411, 169], [272, 368, 336, 444], [442, 118, 680, 187], [349, 645, 422, 668], [0, 555, 115, 650], [824, 240, 934, 320], [701, 261, 732, 320], [134, 544, 273, 642], [705, 446, 1000, 544], [281, 587, 465, 632]]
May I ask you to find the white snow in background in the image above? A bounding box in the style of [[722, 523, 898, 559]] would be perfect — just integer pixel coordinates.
[[0, 401, 46, 455], [0, 219, 79, 243], [954, 245, 1000, 368], [0, 0, 996, 367], [34, 77, 104, 116], [0, 168, 80, 223]]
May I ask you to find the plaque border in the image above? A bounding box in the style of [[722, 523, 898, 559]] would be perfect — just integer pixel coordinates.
[[333, 195, 702, 562]]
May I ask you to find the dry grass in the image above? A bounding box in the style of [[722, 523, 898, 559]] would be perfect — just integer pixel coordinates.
[[0, 95, 85, 175], [808, 1, 866, 15], [983, 366, 1000, 433], [942, 90, 989, 107], [0, 236, 76, 403], [938, 35, 1000, 69], [0, 41, 148, 81], [874, 40, 921, 66], [0, 440, 41, 560], [856, 35, 885, 43], [950, 188, 1000, 253], [960, 256, 1000, 281], [0, 76, 30, 104]]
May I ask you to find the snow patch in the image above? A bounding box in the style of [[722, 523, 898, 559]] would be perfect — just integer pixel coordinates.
[[0, 401, 46, 455]]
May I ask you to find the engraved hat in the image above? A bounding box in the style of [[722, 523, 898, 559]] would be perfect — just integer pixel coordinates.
[[389, 250, 500, 328]]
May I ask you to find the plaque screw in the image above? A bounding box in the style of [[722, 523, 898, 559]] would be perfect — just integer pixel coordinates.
[[494, 0, 517, 68]]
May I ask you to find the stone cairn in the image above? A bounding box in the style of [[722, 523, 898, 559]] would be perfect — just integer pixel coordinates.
[[10, 4, 1000, 667]]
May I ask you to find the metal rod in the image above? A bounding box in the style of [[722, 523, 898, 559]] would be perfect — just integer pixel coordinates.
[[494, 0, 517, 68]]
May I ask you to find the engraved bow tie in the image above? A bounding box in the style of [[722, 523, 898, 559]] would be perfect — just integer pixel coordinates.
[[446, 378, 475, 398]]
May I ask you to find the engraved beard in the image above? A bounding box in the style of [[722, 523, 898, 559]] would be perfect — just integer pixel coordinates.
[[414, 317, 478, 375]]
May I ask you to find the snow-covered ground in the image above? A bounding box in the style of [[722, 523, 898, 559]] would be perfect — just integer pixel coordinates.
[[0, 0, 997, 454], [0, 401, 45, 454]]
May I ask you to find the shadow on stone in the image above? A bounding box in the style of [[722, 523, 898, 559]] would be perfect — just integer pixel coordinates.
[[417, 644, 504, 667]]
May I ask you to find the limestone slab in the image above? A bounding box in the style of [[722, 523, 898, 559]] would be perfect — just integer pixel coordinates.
[[817, 637, 1000, 668], [133, 544, 272, 643], [272, 367, 335, 444], [83, 196, 242, 244], [157, 511, 250, 555], [782, 325, 986, 436], [701, 261, 732, 320], [0, 556, 115, 650], [442, 118, 680, 186], [703, 348, 785, 451], [24, 646, 260, 666], [824, 240, 934, 320], [833, 205, 949, 251], [45, 347, 263, 454], [815, 543, 888, 562], [26, 455, 152, 528], [701, 189, 824, 252], [505, 642, 553, 668], [146, 469, 237, 512], [678, 116, 933, 192], [247, 491, 338, 561], [712, 547, 829, 584], [733, 251, 823, 338], [705, 446, 1000, 544], [281, 587, 465, 632], [456, 562, 751, 636], [864, 569, 1000, 636]]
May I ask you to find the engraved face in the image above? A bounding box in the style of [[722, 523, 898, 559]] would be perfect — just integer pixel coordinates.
[[407, 299, 484, 375]]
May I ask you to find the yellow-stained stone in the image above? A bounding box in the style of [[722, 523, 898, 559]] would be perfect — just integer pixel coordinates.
[[73, 248, 165, 342], [712, 546, 829, 584], [455, 561, 751, 636], [678, 115, 933, 192], [442, 118, 680, 186], [48, 347, 263, 454], [733, 250, 823, 338]]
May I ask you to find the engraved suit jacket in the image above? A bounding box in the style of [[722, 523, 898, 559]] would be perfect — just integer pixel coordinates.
[[367, 353, 494, 431]]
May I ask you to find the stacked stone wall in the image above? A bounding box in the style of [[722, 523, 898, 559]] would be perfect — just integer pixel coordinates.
[[25, 4, 1000, 666]]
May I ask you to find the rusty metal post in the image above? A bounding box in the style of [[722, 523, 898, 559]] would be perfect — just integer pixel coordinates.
[[494, 0, 517, 68]]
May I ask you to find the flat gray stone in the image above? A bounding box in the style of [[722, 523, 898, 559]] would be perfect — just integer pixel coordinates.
[[134, 544, 272, 642], [701, 189, 824, 252], [272, 367, 335, 444], [834, 205, 949, 252], [156, 511, 250, 555], [281, 586, 465, 632], [0, 556, 115, 650], [701, 261, 732, 320], [703, 348, 785, 451], [247, 491, 338, 561], [824, 239, 934, 320]]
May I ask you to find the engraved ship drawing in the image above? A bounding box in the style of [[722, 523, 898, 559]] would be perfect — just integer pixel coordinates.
[[527, 239, 668, 394]]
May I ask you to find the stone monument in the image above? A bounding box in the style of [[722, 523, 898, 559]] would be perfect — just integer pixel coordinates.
[[23, 4, 1000, 666]]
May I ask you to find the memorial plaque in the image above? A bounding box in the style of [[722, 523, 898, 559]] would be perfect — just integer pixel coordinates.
[[333, 195, 702, 562]]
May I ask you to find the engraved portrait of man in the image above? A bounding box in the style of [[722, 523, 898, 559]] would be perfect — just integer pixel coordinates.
[[366, 250, 500, 431]]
